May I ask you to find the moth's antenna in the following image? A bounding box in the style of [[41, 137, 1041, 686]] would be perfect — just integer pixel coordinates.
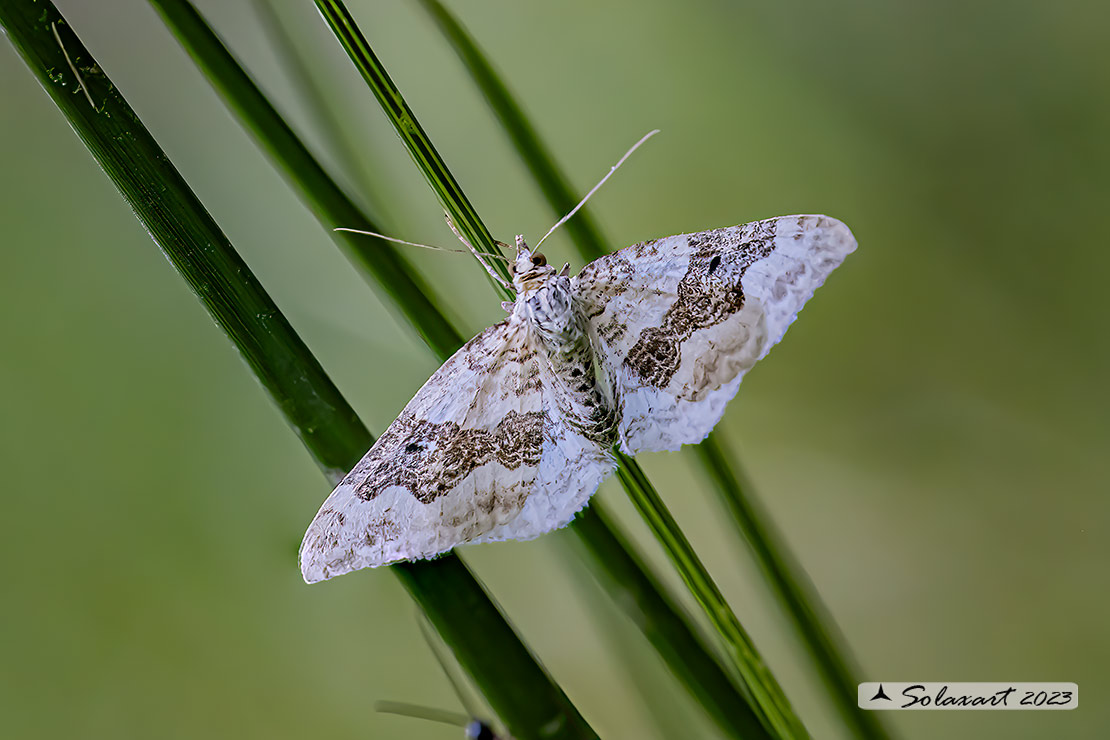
[[333, 227, 512, 263], [444, 214, 514, 290], [52, 23, 96, 109], [534, 129, 660, 250]]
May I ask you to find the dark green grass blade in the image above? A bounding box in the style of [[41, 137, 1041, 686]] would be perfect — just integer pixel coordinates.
[[418, 5, 890, 738], [696, 437, 890, 739], [0, 7, 364, 477], [391, 558, 599, 740], [148, 0, 464, 360], [0, 6, 596, 740], [571, 506, 767, 738], [248, 0, 390, 216], [615, 452, 806, 739]]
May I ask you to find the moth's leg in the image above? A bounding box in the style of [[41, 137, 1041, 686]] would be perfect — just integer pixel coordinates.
[[444, 212, 513, 289]]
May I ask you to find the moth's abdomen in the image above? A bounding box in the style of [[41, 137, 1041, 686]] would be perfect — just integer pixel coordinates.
[[532, 295, 618, 446]]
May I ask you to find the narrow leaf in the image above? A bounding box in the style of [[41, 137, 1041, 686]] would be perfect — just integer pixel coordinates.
[[314, 0, 513, 297], [571, 505, 768, 738], [696, 437, 890, 739], [148, 0, 465, 360], [415, 0, 609, 262], [249, 0, 391, 214], [615, 451, 807, 739]]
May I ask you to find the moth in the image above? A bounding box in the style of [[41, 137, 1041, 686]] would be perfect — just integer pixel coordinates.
[[300, 214, 855, 583]]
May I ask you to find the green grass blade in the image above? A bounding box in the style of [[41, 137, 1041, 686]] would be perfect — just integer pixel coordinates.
[[0, 7, 363, 478], [615, 452, 807, 739], [414, 0, 609, 262], [391, 558, 600, 740], [0, 6, 596, 740], [313, 0, 513, 298], [696, 437, 891, 739], [571, 505, 768, 738], [248, 0, 391, 216], [147, 0, 465, 360]]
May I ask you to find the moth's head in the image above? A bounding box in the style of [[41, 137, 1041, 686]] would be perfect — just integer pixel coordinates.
[[509, 234, 555, 289]]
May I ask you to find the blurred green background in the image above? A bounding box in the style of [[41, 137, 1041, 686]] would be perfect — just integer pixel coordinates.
[[1, 1, 1106, 738]]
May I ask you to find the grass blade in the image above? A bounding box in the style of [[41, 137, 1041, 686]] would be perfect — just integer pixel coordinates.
[[571, 505, 767, 738], [615, 452, 807, 739], [248, 0, 391, 215], [696, 437, 891, 739], [312, 0, 514, 297], [414, 0, 610, 262], [148, 0, 465, 360], [1, 7, 363, 478], [0, 5, 596, 739]]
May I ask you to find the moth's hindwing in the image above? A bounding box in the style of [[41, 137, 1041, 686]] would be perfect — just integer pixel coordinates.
[[573, 214, 856, 454], [299, 320, 614, 583]]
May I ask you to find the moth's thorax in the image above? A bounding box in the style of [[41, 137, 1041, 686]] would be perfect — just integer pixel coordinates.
[[516, 274, 575, 341]]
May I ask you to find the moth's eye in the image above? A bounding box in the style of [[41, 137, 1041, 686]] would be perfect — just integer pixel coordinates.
[[508, 262, 516, 275], [532, 253, 547, 267]]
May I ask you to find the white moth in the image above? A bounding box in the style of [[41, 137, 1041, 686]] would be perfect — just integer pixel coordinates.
[[300, 212, 856, 583]]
